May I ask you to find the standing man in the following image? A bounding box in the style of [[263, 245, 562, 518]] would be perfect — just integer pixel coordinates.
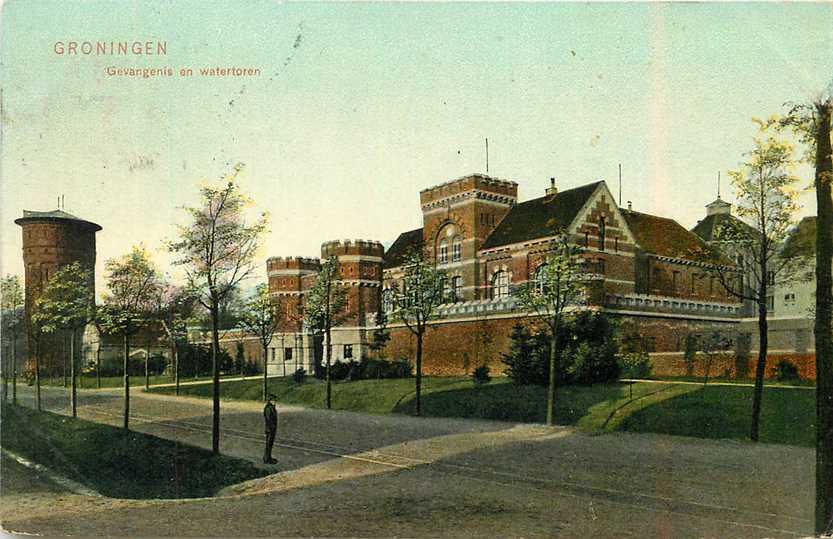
[[263, 394, 278, 464]]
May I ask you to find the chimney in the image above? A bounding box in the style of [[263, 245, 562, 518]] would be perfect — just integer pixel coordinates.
[[545, 177, 558, 197], [627, 200, 632, 211]]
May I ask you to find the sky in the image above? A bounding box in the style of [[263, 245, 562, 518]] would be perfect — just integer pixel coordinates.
[[1, 1, 832, 295]]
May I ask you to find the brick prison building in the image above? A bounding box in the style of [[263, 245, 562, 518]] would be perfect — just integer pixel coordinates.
[[256, 174, 747, 377]]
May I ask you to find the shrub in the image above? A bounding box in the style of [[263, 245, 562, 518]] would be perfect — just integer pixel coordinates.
[[502, 313, 620, 386], [472, 365, 491, 386], [97, 354, 167, 377], [292, 368, 306, 384], [328, 360, 357, 381], [354, 357, 412, 380], [618, 351, 652, 379], [775, 360, 800, 382]]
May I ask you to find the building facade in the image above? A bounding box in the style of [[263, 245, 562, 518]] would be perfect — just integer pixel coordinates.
[[257, 173, 746, 377]]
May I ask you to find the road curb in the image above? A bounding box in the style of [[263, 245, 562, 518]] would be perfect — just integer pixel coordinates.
[[1, 447, 103, 498]]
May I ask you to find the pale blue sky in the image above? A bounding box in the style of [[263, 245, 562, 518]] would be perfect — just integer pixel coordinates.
[[1, 1, 832, 292]]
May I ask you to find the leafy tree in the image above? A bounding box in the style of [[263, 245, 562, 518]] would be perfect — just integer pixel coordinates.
[[156, 284, 198, 395], [239, 283, 282, 401], [390, 248, 444, 417], [31, 262, 94, 418], [368, 303, 390, 357], [1, 275, 24, 404], [304, 256, 347, 409], [98, 246, 162, 430], [712, 126, 811, 442], [773, 91, 833, 532], [512, 235, 585, 426], [168, 163, 268, 454]]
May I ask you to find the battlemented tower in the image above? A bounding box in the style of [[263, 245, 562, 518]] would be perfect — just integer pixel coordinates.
[[15, 209, 101, 319]]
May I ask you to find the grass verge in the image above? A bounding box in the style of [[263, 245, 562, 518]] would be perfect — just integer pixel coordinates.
[[0, 403, 269, 499], [150, 376, 815, 447]]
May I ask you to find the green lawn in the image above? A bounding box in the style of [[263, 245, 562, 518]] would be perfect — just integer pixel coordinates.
[[150, 376, 815, 447], [0, 403, 269, 499], [644, 374, 816, 388], [39, 373, 235, 389]]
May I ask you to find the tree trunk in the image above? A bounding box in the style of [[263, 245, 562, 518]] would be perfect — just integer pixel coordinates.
[[210, 301, 221, 455], [547, 320, 560, 427], [172, 341, 179, 396], [96, 342, 101, 389], [123, 332, 130, 430], [145, 341, 150, 391], [814, 97, 833, 537], [12, 333, 17, 405], [751, 299, 768, 442], [262, 344, 268, 402], [62, 334, 68, 388], [35, 338, 42, 412], [415, 330, 423, 417], [70, 328, 77, 418], [325, 325, 332, 409]]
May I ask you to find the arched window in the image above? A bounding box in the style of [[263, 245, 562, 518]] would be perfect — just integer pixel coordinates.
[[535, 264, 549, 293], [491, 271, 509, 299], [382, 288, 394, 313], [451, 276, 462, 301], [438, 239, 449, 265], [451, 236, 462, 262]]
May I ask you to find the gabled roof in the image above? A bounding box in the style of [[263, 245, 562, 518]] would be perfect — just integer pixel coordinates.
[[384, 228, 423, 269], [481, 181, 602, 250], [622, 209, 731, 266], [15, 209, 102, 231], [691, 212, 757, 243]]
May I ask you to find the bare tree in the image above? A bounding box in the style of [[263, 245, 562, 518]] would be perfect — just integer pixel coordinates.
[[98, 246, 162, 430], [711, 126, 810, 442], [513, 235, 586, 426], [31, 262, 94, 418], [304, 256, 347, 409], [240, 283, 282, 401], [168, 163, 267, 454], [391, 248, 444, 417]]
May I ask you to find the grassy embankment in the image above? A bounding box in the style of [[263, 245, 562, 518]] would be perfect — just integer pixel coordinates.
[[38, 373, 241, 389], [150, 376, 815, 447], [0, 403, 269, 499]]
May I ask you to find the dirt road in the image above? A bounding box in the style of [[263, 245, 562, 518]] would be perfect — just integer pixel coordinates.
[[0, 384, 814, 538]]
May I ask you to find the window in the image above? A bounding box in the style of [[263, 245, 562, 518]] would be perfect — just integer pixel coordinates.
[[451, 276, 462, 301], [672, 271, 679, 293], [766, 271, 776, 286], [597, 258, 606, 275], [270, 348, 276, 362], [438, 239, 449, 265], [343, 344, 353, 359], [784, 292, 796, 303], [491, 271, 509, 299], [535, 264, 549, 293], [451, 237, 462, 262], [382, 288, 394, 313], [766, 295, 774, 312], [284, 347, 293, 361], [598, 217, 606, 251], [614, 237, 619, 252], [441, 278, 450, 302], [584, 232, 590, 247]]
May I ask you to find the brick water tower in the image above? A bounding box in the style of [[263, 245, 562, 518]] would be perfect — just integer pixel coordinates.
[[14, 209, 101, 328]]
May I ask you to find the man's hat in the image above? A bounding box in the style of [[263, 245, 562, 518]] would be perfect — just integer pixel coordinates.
[[267, 394, 277, 400]]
